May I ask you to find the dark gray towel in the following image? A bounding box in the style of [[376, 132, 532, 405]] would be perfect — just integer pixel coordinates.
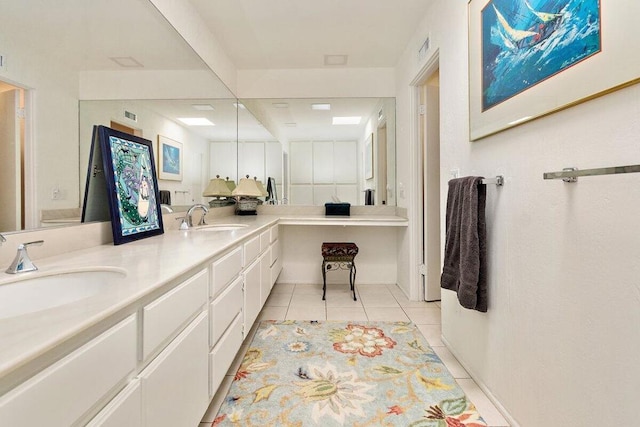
[[440, 176, 487, 312], [159, 190, 171, 205]]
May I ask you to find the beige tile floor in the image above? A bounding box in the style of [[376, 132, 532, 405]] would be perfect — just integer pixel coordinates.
[[200, 283, 510, 427]]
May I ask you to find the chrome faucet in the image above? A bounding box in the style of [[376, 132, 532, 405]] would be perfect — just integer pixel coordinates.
[[6, 240, 44, 274], [186, 204, 209, 227]]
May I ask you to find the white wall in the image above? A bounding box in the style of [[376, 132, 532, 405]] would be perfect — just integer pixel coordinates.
[[396, 1, 640, 425], [0, 33, 81, 227]]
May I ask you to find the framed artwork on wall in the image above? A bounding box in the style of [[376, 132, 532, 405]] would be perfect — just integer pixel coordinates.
[[157, 135, 183, 181], [89, 126, 164, 245], [469, 0, 639, 141], [364, 133, 374, 180]]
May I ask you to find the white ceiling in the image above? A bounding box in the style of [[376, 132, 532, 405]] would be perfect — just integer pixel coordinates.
[[189, 0, 433, 69]]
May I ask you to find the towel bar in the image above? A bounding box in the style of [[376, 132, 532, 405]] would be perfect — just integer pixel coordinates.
[[481, 176, 504, 186], [543, 164, 640, 183]]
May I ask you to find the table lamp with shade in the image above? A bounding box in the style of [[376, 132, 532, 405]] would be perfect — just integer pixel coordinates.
[[255, 178, 268, 199], [202, 175, 234, 207], [231, 175, 262, 215]]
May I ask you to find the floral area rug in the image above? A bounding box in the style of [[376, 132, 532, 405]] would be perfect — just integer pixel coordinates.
[[214, 321, 487, 427]]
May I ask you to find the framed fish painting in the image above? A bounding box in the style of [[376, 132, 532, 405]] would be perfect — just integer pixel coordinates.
[[95, 125, 164, 245], [469, 0, 640, 140], [157, 135, 183, 181]]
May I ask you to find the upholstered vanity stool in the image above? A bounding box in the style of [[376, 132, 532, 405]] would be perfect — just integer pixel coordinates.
[[321, 242, 359, 301]]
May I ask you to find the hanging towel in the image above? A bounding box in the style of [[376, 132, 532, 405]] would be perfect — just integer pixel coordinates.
[[440, 176, 488, 312], [159, 190, 171, 205]]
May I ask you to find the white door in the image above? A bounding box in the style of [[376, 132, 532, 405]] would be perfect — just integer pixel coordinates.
[[0, 89, 20, 231], [421, 70, 442, 302]]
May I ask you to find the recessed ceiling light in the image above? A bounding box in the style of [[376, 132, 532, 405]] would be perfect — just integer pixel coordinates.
[[324, 54, 348, 66], [272, 102, 289, 108], [311, 103, 331, 111], [332, 116, 361, 125], [178, 118, 215, 126], [233, 102, 246, 110], [109, 56, 144, 68], [284, 123, 297, 127], [191, 104, 215, 111]]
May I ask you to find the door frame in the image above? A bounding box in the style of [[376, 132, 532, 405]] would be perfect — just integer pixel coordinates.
[[408, 50, 440, 302]]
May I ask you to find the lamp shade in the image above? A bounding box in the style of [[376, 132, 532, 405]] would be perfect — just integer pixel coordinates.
[[255, 179, 268, 197], [232, 175, 262, 197], [203, 176, 232, 197], [225, 177, 236, 192]]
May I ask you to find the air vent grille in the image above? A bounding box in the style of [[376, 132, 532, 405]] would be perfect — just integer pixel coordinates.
[[124, 110, 137, 122]]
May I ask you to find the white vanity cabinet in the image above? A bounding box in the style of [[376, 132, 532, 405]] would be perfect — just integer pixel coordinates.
[[243, 256, 262, 336], [0, 315, 137, 427], [86, 380, 142, 427], [138, 311, 209, 427], [141, 268, 209, 361]]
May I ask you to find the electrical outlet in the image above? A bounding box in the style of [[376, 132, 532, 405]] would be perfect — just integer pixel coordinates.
[[0, 54, 6, 72], [51, 187, 60, 200]]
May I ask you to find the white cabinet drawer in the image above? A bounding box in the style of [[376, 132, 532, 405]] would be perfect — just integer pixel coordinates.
[[210, 276, 243, 347], [142, 268, 208, 360], [86, 380, 141, 427], [260, 253, 271, 307], [209, 313, 243, 396], [269, 225, 279, 243], [0, 315, 137, 427], [243, 258, 262, 333], [271, 256, 283, 288], [270, 239, 280, 266], [260, 229, 270, 253], [139, 311, 209, 427], [211, 246, 242, 297], [243, 235, 261, 266]]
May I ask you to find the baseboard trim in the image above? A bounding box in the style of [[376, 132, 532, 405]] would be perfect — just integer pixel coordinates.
[[441, 336, 520, 427]]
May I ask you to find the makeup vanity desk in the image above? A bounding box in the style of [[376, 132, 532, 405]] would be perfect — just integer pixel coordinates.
[[269, 211, 408, 286]]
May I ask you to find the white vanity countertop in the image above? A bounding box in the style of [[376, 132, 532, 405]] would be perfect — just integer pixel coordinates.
[[0, 215, 280, 380], [278, 214, 408, 226], [0, 213, 407, 382]]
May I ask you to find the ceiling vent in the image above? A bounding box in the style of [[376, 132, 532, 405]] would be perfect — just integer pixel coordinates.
[[324, 54, 348, 66]]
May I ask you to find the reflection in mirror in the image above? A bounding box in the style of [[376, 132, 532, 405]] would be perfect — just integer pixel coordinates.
[[236, 98, 396, 206], [79, 99, 239, 211], [0, 0, 237, 234]]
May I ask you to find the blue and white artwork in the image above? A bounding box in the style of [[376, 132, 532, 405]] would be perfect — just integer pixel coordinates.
[[162, 142, 181, 175], [482, 0, 601, 111]]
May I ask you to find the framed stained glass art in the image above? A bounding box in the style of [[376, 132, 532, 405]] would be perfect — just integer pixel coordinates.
[[84, 125, 164, 245]]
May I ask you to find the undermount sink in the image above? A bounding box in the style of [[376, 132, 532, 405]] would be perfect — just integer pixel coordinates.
[[195, 224, 249, 231], [0, 267, 127, 319]]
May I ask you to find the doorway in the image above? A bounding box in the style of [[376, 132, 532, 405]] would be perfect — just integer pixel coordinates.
[[419, 69, 441, 302], [110, 121, 142, 137], [0, 81, 25, 231]]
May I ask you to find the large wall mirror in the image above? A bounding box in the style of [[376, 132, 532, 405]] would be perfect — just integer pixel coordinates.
[[230, 97, 396, 206], [0, 0, 237, 234], [1, 0, 397, 236]]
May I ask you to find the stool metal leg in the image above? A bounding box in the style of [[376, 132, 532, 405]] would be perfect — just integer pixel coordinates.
[[322, 260, 328, 300], [349, 261, 357, 301]]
